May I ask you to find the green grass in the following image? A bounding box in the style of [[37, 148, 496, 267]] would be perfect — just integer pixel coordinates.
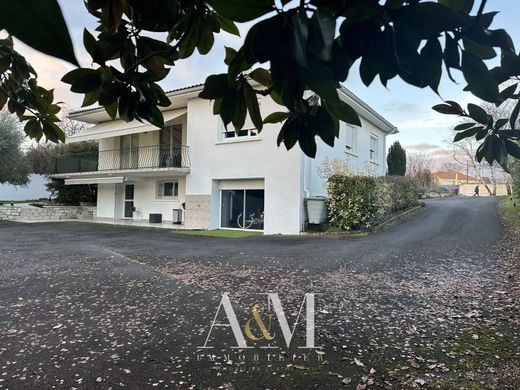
[[498, 197, 520, 234], [173, 229, 263, 238]]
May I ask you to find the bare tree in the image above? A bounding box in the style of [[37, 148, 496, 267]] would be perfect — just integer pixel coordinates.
[[59, 106, 88, 136], [407, 152, 434, 187], [448, 99, 514, 195], [441, 161, 463, 173]]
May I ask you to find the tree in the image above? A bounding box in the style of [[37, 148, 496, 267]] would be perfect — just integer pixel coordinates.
[[1, 1, 520, 167], [0, 111, 29, 186], [407, 153, 433, 188], [27, 141, 98, 204], [448, 99, 514, 195], [387, 141, 407, 176]]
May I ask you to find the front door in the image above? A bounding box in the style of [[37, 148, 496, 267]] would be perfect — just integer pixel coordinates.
[[124, 184, 134, 218]]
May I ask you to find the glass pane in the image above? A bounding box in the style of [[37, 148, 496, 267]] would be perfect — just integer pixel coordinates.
[[125, 185, 134, 200], [164, 182, 173, 196], [220, 190, 244, 229], [244, 190, 264, 230]]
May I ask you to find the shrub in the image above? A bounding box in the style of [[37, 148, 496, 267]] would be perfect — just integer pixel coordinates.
[[327, 175, 419, 231], [327, 175, 381, 230], [379, 176, 420, 212]]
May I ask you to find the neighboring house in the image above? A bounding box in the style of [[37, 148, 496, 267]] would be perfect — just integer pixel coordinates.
[[433, 171, 478, 186], [51, 84, 396, 234], [433, 171, 512, 196]]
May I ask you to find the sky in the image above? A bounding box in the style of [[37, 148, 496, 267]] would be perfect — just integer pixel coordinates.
[[8, 0, 520, 169]]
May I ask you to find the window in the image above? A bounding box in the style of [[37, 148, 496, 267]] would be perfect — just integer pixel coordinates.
[[369, 134, 379, 162], [345, 124, 358, 154], [221, 126, 259, 140], [157, 180, 179, 198], [218, 103, 261, 142], [221, 189, 264, 230]]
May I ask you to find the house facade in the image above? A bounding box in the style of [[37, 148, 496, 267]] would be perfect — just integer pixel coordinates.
[[52, 84, 396, 234]]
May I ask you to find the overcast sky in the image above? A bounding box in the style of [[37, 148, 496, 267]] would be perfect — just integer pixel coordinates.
[[8, 1, 520, 165]]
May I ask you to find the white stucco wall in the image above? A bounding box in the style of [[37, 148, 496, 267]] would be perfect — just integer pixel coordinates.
[[185, 96, 303, 235], [97, 183, 116, 219], [130, 177, 186, 221], [305, 115, 388, 198]]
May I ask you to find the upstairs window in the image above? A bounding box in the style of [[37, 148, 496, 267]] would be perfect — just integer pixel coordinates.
[[218, 102, 261, 142], [369, 134, 379, 162], [345, 124, 358, 155], [221, 127, 259, 140]]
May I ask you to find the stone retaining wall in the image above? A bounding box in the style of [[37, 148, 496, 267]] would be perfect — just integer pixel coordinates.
[[0, 205, 96, 221]]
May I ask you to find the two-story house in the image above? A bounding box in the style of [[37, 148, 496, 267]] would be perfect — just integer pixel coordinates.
[[51, 83, 397, 234]]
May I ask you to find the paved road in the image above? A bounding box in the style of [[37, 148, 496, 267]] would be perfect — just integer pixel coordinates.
[[1, 197, 518, 389]]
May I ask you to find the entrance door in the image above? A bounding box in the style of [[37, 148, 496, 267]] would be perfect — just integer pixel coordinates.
[[124, 184, 134, 218]]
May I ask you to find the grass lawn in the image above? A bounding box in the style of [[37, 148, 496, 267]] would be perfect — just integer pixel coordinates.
[[173, 229, 263, 238], [498, 196, 520, 234]]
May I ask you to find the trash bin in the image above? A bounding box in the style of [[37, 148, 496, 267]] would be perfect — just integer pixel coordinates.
[[305, 197, 328, 224], [172, 209, 183, 225], [149, 213, 162, 223]]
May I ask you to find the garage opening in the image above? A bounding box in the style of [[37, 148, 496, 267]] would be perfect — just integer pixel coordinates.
[[220, 189, 264, 230]]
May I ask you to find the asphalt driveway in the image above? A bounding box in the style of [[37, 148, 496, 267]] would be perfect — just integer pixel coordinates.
[[1, 197, 519, 389]]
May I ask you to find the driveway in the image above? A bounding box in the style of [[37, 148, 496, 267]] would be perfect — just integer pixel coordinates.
[[1, 197, 519, 389]]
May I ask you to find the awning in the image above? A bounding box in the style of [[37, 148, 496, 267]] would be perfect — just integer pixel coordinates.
[[67, 108, 187, 143], [65, 177, 125, 185]]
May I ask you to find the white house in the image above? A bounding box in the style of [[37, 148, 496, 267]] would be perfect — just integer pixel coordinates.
[[51, 83, 396, 234]]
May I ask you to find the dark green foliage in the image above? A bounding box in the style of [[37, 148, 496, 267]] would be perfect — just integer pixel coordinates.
[[0, 113, 29, 186], [327, 174, 419, 231], [1, 0, 520, 168], [46, 179, 97, 205], [327, 175, 380, 231], [387, 141, 407, 176], [27, 141, 99, 204]]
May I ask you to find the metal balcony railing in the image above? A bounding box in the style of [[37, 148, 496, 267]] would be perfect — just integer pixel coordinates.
[[52, 144, 190, 174]]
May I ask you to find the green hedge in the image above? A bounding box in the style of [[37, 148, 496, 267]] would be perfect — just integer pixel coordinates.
[[327, 174, 419, 231]]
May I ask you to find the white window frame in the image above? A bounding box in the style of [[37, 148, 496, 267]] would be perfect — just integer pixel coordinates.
[[216, 102, 262, 144], [220, 125, 259, 141], [345, 124, 358, 156], [369, 133, 379, 163], [156, 179, 179, 199]]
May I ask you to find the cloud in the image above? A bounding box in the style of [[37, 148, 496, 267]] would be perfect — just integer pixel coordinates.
[[405, 142, 441, 152]]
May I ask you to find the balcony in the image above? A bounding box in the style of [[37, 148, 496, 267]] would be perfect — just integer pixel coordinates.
[[52, 144, 190, 175]]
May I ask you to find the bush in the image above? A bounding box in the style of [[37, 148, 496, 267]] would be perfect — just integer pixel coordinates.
[[47, 179, 97, 205], [378, 176, 420, 212], [327, 175, 381, 230], [327, 174, 419, 231]]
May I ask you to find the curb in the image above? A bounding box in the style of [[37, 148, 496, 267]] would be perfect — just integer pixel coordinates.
[[372, 204, 425, 232]]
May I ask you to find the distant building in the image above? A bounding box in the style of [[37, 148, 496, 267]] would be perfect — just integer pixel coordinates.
[[432, 171, 479, 186]]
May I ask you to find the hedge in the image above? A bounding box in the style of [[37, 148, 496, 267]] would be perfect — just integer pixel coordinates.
[[327, 174, 419, 231]]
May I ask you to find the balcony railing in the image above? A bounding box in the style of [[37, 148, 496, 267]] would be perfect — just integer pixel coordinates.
[[53, 144, 190, 174]]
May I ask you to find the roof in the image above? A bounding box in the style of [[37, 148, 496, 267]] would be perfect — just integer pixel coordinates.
[[69, 83, 204, 117], [433, 171, 477, 181], [68, 81, 397, 134]]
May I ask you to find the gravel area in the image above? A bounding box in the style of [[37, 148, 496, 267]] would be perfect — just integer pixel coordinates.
[[1, 197, 519, 389]]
